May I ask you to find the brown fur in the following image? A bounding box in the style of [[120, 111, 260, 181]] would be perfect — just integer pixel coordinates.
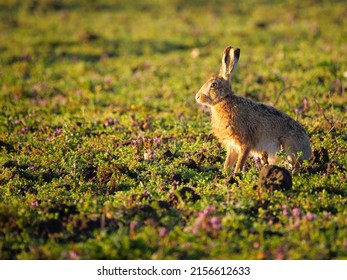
[[196, 46, 312, 173]]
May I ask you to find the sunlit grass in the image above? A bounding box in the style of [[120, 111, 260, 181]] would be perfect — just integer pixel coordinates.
[[0, 0, 346, 259]]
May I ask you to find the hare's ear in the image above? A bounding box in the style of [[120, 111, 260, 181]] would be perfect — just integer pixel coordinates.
[[219, 46, 240, 80]]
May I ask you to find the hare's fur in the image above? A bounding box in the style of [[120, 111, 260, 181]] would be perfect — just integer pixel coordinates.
[[196, 46, 311, 173]]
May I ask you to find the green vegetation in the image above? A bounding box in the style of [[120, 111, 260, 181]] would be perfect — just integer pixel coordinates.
[[0, 0, 346, 259]]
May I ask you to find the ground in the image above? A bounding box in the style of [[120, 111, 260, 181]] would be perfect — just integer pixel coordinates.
[[0, 0, 346, 259]]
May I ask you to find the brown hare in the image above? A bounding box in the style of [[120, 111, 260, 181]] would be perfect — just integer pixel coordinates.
[[195, 46, 312, 173]]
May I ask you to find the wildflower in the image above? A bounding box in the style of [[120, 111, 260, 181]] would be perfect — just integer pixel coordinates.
[[143, 189, 151, 197], [104, 118, 118, 127], [46, 127, 62, 141], [171, 180, 180, 186], [75, 89, 82, 95], [131, 139, 141, 148], [282, 204, 289, 217], [159, 227, 169, 237], [69, 251, 79, 260], [189, 206, 222, 236], [292, 207, 301, 218], [293, 220, 300, 228], [53, 127, 62, 137], [294, 107, 301, 114], [303, 98, 309, 111], [305, 213, 316, 221], [143, 150, 156, 161], [21, 126, 30, 133], [254, 156, 261, 169], [210, 216, 222, 230], [203, 205, 216, 215], [103, 76, 111, 84], [275, 246, 285, 260], [152, 137, 161, 147], [30, 201, 39, 207]]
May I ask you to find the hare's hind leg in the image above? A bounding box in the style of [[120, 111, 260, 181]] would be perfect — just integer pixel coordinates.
[[234, 146, 251, 173], [223, 145, 238, 173]]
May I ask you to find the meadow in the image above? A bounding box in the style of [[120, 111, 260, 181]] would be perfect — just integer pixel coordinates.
[[0, 0, 346, 259]]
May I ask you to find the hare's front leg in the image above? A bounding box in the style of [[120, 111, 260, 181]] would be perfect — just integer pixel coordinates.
[[223, 144, 238, 173], [234, 146, 251, 173]]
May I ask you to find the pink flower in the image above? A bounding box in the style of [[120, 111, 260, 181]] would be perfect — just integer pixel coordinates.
[[159, 227, 169, 237], [103, 76, 111, 84], [143, 189, 151, 197], [203, 206, 216, 215], [305, 213, 316, 221], [292, 207, 301, 218], [282, 204, 289, 217], [210, 216, 222, 230], [294, 220, 300, 228], [69, 251, 79, 260], [30, 201, 39, 207]]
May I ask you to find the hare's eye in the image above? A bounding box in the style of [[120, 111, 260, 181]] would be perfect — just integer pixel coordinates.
[[211, 82, 218, 88]]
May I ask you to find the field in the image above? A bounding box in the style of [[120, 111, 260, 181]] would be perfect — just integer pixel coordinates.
[[0, 0, 346, 259]]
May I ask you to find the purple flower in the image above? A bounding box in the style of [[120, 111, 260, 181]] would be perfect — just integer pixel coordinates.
[[189, 206, 221, 235], [293, 220, 300, 228], [143, 189, 151, 197], [254, 156, 261, 163], [143, 150, 156, 161], [69, 251, 79, 260], [153, 137, 161, 147], [305, 213, 316, 221], [46, 127, 62, 141], [104, 118, 115, 126], [294, 108, 302, 114], [21, 126, 30, 133], [275, 246, 285, 260], [75, 89, 82, 95], [303, 98, 309, 111], [254, 156, 261, 169], [292, 207, 301, 218], [53, 127, 62, 137], [159, 227, 169, 237], [203, 205, 216, 215], [30, 201, 39, 207], [171, 180, 180, 186], [103, 76, 111, 84], [210, 216, 222, 230], [282, 204, 289, 217], [131, 139, 141, 147], [198, 212, 206, 219]]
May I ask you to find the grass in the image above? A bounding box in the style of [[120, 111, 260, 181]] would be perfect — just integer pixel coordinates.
[[0, 0, 346, 259]]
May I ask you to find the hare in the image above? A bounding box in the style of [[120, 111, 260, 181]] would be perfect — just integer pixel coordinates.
[[195, 46, 311, 173]]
